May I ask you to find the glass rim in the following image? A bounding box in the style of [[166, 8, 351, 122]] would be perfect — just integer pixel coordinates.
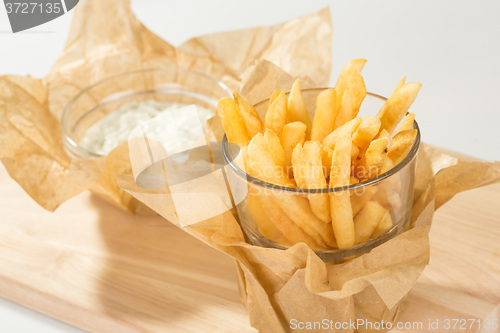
[[222, 90, 421, 194], [61, 67, 232, 158]]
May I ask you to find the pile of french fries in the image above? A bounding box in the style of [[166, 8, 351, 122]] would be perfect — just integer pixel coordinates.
[[218, 59, 421, 251]]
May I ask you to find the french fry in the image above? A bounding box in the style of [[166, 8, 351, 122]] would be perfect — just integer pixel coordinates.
[[247, 192, 290, 245], [329, 135, 355, 249], [310, 88, 338, 142], [257, 192, 323, 250], [365, 137, 389, 172], [354, 201, 387, 244], [291, 143, 306, 188], [270, 89, 282, 104], [391, 76, 406, 96], [372, 210, 393, 238], [271, 192, 336, 248], [233, 92, 263, 137], [322, 117, 361, 149], [396, 112, 415, 133], [287, 79, 312, 137], [329, 135, 352, 187], [352, 116, 381, 153], [376, 129, 392, 149], [246, 133, 294, 187], [281, 122, 307, 177], [350, 186, 378, 216], [355, 136, 390, 180], [350, 176, 360, 185], [387, 129, 418, 165], [264, 129, 286, 170], [299, 141, 331, 223], [217, 98, 250, 147], [333, 59, 367, 129], [376, 79, 421, 135], [322, 146, 333, 179], [379, 157, 395, 175], [351, 144, 360, 161], [353, 135, 388, 181], [264, 90, 287, 138]]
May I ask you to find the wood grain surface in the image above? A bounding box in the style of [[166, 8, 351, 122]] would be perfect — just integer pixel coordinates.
[[0, 163, 498, 333]]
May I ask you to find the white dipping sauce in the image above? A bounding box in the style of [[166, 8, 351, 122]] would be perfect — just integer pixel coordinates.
[[80, 100, 214, 156]]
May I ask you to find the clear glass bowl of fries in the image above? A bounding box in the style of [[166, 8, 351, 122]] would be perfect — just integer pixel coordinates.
[[221, 85, 421, 262]]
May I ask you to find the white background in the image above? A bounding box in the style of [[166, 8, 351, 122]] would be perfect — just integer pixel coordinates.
[[0, 0, 499, 332]]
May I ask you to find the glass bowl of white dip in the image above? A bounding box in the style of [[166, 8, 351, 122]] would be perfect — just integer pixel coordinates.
[[61, 68, 232, 159]]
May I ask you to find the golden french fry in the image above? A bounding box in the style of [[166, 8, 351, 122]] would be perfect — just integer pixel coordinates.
[[329, 135, 352, 187], [270, 89, 282, 104], [322, 146, 333, 179], [217, 97, 250, 147], [376, 129, 392, 149], [291, 142, 306, 188], [351, 144, 360, 161], [352, 160, 366, 181], [376, 79, 421, 135], [281, 121, 307, 177], [247, 192, 289, 245], [352, 118, 386, 180], [287, 79, 312, 137], [396, 112, 415, 133], [246, 133, 294, 187], [299, 141, 331, 223], [350, 186, 378, 216], [322, 117, 361, 149], [333, 59, 367, 129], [391, 76, 406, 95], [311, 88, 338, 142], [264, 90, 287, 138], [302, 141, 326, 188], [372, 210, 393, 238], [387, 129, 418, 165], [264, 129, 286, 170], [271, 192, 336, 248], [233, 92, 263, 138], [364, 137, 389, 177], [350, 176, 360, 185], [379, 157, 395, 175], [354, 201, 387, 244], [257, 192, 322, 250], [352, 116, 381, 153], [329, 135, 355, 249], [330, 192, 353, 249]]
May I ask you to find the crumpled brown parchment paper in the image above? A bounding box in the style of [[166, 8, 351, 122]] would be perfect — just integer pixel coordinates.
[[0, 0, 331, 213]]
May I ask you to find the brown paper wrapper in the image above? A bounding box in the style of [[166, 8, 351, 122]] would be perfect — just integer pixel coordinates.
[[0, 0, 332, 213], [116, 64, 500, 332]]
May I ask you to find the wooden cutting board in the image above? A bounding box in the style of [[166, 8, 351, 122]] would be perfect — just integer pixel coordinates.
[[0, 162, 499, 333]]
